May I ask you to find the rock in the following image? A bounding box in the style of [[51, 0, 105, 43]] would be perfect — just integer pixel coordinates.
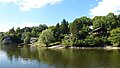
[[2, 35, 21, 45], [2, 36, 13, 44]]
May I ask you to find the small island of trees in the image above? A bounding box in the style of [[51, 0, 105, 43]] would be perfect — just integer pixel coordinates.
[[0, 13, 120, 48]]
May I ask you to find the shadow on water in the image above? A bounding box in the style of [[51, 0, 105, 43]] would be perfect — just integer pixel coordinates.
[[1, 45, 120, 68]]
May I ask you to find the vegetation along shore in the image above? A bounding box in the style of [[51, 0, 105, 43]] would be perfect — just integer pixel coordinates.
[[1, 13, 120, 49]]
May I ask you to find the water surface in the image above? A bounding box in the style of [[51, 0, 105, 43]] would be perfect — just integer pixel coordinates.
[[0, 45, 120, 68]]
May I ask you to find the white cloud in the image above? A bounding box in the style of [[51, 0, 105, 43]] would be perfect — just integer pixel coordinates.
[[0, 21, 39, 32], [0, 23, 13, 32], [17, 21, 39, 28], [0, 0, 63, 11], [89, 0, 120, 17]]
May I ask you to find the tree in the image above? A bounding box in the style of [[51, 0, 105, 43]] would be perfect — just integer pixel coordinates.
[[38, 29, 55, 46], [16, 27, 21, 33], [25, 32, 31, 37], [92, 16, 107, 29], [70, 17, 91, 39], [31, 28, 37, 37], [70, 18, 83, 38], [24, 27, 32, 32], [79, 16, 92, 26], [21, 32, 31, 42], [116, 14, 120, 27], [54, 23, 61, 41], [106, 13, 117, 30], [108, 28, 120, 46], [38, 24, 48, 32], [9, 27, 15, 34], [79, 25, 91, 39], [24, 36, 30, 44], [0, 33, 4, 42], [60, 19, 69, 34]]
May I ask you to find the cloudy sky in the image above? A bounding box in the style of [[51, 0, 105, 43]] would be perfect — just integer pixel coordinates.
[[0, 0, 120, 32]]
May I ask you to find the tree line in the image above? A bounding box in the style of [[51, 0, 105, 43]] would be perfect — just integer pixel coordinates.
[[0, 13, 120, 47]]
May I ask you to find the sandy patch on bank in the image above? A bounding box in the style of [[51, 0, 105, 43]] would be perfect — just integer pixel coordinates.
[[48, 45, 64, 49]]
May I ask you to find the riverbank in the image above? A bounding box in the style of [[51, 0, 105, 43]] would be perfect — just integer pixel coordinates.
[[21, 43, 120, 50], [69, 46, 120, 50], [47, 45, 120, 50]]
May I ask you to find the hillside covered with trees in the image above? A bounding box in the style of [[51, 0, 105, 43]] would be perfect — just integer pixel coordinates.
[[0, 13, 120, 47]]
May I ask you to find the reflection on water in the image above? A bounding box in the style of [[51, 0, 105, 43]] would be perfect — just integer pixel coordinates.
[[0, 45, 120, 68]]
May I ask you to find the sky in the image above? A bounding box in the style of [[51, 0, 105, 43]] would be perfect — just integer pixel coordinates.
[[0, 0, 120, 32]]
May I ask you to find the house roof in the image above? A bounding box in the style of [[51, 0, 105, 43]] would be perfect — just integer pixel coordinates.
[[93, 27, 107, 32]]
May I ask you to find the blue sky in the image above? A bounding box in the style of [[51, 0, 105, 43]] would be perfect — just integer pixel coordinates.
[[0, 0, 120, 32]]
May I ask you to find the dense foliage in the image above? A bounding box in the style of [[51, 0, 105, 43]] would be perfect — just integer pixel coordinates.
[[108, 28, 120, 46], [1, 13, 120, 47], [38, 29, 55, 47]]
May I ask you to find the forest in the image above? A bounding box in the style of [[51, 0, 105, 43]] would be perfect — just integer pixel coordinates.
[[0, 12, 120, 47]]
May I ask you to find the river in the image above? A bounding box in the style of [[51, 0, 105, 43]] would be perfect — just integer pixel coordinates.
[[0, 45, 120, 68]]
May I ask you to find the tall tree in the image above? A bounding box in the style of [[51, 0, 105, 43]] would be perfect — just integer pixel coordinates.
[[106, 13, 117, 30], [54, 23, 61, 41], [0, 33, 4, 42], [31, 28, 37, 37], [70, 18, 83, 38], [60, 19, 69, 34], [116, 14, 120, 27], [9, 27, 15, 34], [16, 27, 21, 33]]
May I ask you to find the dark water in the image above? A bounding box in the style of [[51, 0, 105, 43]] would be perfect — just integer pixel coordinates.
[[0, 45, 120, 68]]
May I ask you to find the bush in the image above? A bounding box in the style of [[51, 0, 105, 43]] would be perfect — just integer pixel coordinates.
[[108, 28, 120, 46], [85, 35, 105, 47], [62, 36, 74, 47]]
